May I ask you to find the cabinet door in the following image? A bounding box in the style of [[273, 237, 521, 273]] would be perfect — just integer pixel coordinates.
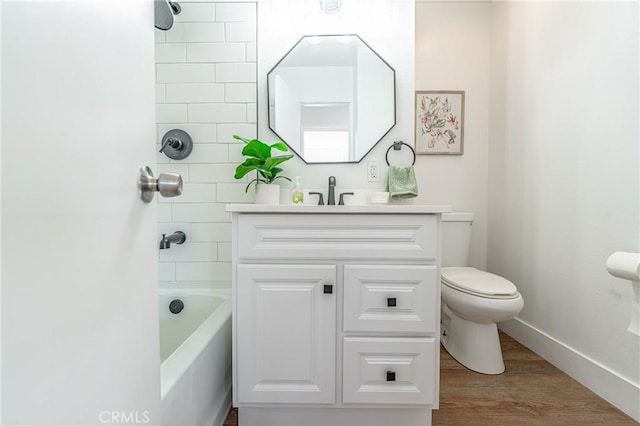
[[237, 264, 336, 404]]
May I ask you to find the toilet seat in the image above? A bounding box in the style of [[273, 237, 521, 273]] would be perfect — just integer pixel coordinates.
[[441, 267, 519, 299]]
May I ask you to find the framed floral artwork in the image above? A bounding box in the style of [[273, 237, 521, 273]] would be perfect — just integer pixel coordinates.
[[415, 90, 465, 155]]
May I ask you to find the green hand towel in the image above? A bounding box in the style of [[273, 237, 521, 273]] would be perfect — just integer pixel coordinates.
[[387, 166, 418, 199]]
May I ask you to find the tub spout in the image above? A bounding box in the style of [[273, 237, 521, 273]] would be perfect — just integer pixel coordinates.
[[160, 231, 186, 249]]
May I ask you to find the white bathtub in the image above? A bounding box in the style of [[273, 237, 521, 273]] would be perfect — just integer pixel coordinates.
[[159, 289, 232, 426]]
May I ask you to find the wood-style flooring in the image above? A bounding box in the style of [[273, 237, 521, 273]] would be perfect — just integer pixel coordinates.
[[433, 332, 636, 425], [224, 332, 636, 425]]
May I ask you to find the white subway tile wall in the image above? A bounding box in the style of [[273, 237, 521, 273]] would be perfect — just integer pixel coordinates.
[[187, 103, 247, 122], [156, 104, 188, 123], [187, 43, 246, 62], [166, 23, 226, 43], [165, 83, 225, 103], [215, 63, 256, 82], [155, 43, 187, 63], [174, 3, 215, 22], [156, 2, 256, 290]]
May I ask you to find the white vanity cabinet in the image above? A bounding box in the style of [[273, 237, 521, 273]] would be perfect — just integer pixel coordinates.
[[228, 205, 450, 426]]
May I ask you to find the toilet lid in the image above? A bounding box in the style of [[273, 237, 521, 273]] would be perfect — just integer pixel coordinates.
[[441, 267, 518, 298]]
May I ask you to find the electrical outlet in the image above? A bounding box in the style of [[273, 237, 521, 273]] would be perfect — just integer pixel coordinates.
[[367, 161, 380, 182]]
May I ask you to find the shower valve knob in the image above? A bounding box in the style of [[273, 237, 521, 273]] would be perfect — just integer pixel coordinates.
[[138, 165, 183, 203], [159, 129, 193, 160]]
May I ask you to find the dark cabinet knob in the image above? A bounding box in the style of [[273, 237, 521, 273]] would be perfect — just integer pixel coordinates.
[[387, 297, 397, 307], [386, 370, 396, 382], [323, 284, 333, 294]]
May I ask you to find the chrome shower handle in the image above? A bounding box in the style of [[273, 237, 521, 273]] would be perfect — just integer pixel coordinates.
[[138, 165, 183, 203]]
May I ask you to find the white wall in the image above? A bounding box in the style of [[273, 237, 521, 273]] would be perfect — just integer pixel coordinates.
[[488, 2, 639, 420], [416, 2, 491, 268], [257, 0, 415, 191], [155, 2, 257, 290]]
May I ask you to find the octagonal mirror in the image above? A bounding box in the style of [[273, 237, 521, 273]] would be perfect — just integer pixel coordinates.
[[267, 35, 396, 164]]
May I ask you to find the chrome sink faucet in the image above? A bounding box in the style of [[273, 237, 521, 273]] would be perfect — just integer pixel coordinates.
[[328, 176, 336, 205]]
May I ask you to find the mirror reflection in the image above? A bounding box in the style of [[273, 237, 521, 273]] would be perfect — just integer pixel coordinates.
[[267, 35, 396, 163]]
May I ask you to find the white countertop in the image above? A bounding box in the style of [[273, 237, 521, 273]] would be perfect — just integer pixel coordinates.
[[225, 204, 452, 214]]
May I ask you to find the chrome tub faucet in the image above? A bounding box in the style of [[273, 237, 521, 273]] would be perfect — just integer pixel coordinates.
[[159, 231, 186, 249]]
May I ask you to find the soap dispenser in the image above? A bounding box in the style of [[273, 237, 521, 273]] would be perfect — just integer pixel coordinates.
[[290, 176, 304, 205]]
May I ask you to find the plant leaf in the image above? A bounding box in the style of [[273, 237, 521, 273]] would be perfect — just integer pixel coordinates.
[[266, 167, 288, 182], [233, 134, 252, 144], [258, 169, 272, 181], [235, 164, 255, 179], [240, 158, 264, 167], [269, 142, 289, 152], [242, 140, 271, 160], [234, 135, 292, 185], [263, 154, 294, 171], [235, 159, 267, 179]]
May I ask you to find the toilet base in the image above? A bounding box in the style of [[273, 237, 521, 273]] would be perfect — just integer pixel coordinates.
[[441, 304, 506, 374]]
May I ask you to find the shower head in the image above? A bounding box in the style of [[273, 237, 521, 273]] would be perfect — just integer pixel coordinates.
[[154, 0, 181, 31]]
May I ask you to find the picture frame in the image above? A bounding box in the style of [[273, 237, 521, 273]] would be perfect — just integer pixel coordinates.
[[414, 90, 465, 155]]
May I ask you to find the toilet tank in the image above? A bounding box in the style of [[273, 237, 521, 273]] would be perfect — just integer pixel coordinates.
[[442, 212, 475, 267]]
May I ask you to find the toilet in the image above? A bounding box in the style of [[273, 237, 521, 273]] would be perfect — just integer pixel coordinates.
[[440, 212, 524, 374]]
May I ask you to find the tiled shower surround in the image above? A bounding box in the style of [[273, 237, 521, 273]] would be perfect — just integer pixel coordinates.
[[155, 2, 257, 289]]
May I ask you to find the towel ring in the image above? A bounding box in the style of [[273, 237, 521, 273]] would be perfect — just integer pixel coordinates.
[[385, 141, 416, 166]]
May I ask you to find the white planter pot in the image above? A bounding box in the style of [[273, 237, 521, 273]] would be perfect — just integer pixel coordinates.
[[254, 184, 280, 204]]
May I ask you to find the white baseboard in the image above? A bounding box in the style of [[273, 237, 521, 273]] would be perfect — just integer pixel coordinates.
[[499, 317, 640, 422]]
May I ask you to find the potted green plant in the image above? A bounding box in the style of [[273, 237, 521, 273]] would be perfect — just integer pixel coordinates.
[[233, 135, 294, 204]]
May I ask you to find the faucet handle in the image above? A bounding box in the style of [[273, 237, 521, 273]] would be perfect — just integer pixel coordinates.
[[309, 192, 324, 205], [338, 192, 354, 205]]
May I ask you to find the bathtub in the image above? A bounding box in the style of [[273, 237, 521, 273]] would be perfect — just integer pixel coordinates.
[[159, 289, 232, 426]]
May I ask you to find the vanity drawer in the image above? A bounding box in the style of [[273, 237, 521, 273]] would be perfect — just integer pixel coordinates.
[[343, 265, 438, 334], [342, 337, 437, 405], [237, 214, 437, 261]]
